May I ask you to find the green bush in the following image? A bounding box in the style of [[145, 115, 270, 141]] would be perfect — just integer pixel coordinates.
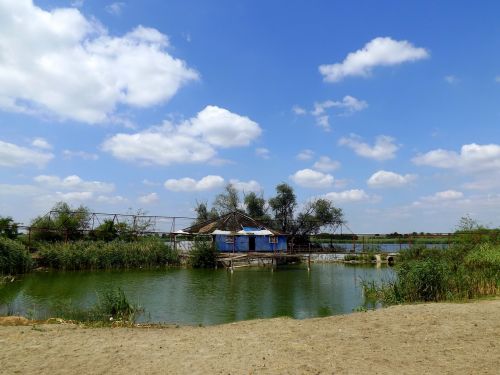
[[189, 240, 218, 268], [0, 237, 32, 274], [38, 238, 179, 270], [55, 287, 142, 323], [364, 238, 500, 305]]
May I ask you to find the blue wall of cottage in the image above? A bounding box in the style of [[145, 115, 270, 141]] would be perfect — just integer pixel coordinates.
[[215, 235, 287, 252]]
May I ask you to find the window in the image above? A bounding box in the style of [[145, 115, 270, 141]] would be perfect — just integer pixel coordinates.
[[225, 236, 235, 244], [269, 236, 278, 244]]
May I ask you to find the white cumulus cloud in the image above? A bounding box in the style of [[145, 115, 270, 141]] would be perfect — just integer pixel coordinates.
[[367, 170, 416, 188], [138, 192, 159, 205], [324, 189, 373, 203], [339, 134, 399, 161], [412, 143, 500, 172], [164, 175, 225, 192], [419, 190, 464, 203], [31, 138, 52, 150], [296, 149, 315, 161], [0, 0, 198, 123], [319, 37, 429, 83], [34, 174, 115, 193], [0, 139, 53, 167], [290, 169, 334, 189], [313, 156, 341, 172], [103, 105, 261, 166], [229, 179, 262, 192]]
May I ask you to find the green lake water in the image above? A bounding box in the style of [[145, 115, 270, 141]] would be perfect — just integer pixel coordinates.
[[0, 264, 394, 325]]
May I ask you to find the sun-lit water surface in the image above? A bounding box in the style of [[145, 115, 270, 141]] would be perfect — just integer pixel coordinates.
[[0, 264, 394, 325]]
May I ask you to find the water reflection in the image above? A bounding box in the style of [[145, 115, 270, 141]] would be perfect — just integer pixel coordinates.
[[0, 264, 393, 325]]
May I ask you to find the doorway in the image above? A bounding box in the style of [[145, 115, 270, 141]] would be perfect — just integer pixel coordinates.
[[249, 236, 256, 252]]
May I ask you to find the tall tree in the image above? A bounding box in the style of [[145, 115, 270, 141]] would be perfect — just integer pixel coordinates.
[[213, 184, 241, 215], [194, 201, 219, 224], [0, 216, 18, 239], [268, 183, 297, 233], [244, 192, 267, 219], [293, 198, 344, 237], [31, 202, 90, 241]]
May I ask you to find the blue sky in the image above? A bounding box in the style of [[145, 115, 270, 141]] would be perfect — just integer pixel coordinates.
[[2, 0, 500, 233]]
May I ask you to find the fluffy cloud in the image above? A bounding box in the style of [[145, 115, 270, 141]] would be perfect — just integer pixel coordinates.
[[414, 190, 464, 205], [0, 0, 198, 123], [412, 143, 500, 172], [31, 138, 52, 150], [339, 134, 399, 161], [319, 37, 429, 83], [290, 169, 334, 188], [103, 105, 261, 165], [34, 174, 115, 193], [138, 192, 159, 204], [422, 190, 463, 202], [0, 139, 53, 167], [367, 170, 416, 188], [296, 149, 315, 161], [164, 175, 225, 192], [324, 189, 373, 203], [229, 179, 262, 192], [313, 156, 341, 172]]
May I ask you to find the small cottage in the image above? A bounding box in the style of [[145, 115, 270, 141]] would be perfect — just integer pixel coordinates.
[[180, 211, 287, 252]]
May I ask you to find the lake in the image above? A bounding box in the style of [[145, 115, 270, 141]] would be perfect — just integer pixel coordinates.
[[0, 264, 394, 325]]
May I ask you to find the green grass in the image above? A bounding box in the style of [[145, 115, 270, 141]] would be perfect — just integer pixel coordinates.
[[37, 237, 179, 271], [363, 241, 500, 305], [0, 237, 33, 274], [54, 287, 142, 324]]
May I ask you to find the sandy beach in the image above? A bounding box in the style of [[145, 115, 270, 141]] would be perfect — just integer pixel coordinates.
[[0, 300, 499, 374]]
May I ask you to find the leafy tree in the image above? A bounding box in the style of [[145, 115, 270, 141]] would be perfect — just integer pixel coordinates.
[[293, 198, 344, 237], [213, 184, 241, 215], [244, 192, 269, 220], [31, 202, 90, 242], [0, 216, 18, 239], [268, 183, 297, 233], [90, 219, 118, 242], [194, 201, 219, 224]]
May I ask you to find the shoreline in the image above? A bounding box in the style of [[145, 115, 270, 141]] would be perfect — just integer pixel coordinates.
[[1, 299, 498, 374]]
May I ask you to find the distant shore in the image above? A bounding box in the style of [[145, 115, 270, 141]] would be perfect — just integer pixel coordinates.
[[1, 299, 498, 374]]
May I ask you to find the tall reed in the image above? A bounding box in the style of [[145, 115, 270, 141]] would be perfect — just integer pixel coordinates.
[[38, 237, 179, 270]]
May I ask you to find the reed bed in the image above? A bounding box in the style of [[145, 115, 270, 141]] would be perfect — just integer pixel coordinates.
[[363, 240, 500, 304], [38, 238, 179, 271]]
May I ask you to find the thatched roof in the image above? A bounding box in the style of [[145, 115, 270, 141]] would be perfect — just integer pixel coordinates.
[[180, 211, 285, 236]]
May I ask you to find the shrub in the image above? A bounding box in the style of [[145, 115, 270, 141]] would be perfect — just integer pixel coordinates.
[[0, 237, 32, 274], [364, 238, 500, 305], [55, 287, 142, 323], [189, 240, 218, 268]]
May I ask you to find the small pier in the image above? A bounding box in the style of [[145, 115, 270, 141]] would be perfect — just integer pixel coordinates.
[[217, 252, 304, 270]]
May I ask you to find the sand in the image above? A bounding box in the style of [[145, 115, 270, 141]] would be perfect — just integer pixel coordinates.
[[0, 300, 499, 374]]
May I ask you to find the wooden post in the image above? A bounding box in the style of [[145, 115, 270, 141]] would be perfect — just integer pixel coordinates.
[[362, 236, 365, 253]]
